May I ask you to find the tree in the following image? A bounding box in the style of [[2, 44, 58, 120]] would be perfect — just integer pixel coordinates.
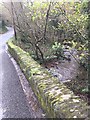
[[11, 1, 17, 40], [87, 1, 90, 96], [5, 1, 88, 66]]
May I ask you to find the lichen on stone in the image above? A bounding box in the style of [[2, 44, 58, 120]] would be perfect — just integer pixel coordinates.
[[7, 40, 89, 119]]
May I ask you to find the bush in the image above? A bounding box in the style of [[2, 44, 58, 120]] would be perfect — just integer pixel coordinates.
[[52, 42, 64, 59], [0, 20, 8, 34]]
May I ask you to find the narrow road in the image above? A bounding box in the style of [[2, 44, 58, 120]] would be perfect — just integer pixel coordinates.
[[0, 28, 33, 118]]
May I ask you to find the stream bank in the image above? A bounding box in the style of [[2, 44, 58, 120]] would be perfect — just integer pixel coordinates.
[[41, 48, 88, 103]]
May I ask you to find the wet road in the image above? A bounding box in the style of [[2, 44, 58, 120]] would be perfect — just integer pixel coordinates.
[[0, 28, 32, 118]]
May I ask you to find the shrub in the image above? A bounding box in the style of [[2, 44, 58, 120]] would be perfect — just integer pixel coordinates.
[[52, 42, 64, 59]]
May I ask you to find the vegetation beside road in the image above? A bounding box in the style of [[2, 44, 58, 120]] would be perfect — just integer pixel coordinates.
[[0, 20, 8, 34]]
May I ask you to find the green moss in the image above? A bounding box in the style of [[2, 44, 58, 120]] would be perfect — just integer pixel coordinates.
[[7, 40, 88, 119]]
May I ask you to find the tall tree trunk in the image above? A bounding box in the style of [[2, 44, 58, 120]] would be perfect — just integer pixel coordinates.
[[43, 2, 51, 43], [87, 1, 90, 98], [11, 1, 17, 40]]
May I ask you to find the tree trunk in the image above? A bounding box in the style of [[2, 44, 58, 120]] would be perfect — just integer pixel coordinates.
[[87, 1, 90, 98], [11, 1, 17, 40], [35, 45, 44, 63]]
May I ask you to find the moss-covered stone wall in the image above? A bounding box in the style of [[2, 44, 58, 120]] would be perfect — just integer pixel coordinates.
[[7, 41, 89, 119]]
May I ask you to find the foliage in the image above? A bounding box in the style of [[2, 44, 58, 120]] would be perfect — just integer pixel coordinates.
[[0, 20, 8, 34], [82, 87, 89, 93], [6, 1, 88, 67], [52, 42, 64, 59]]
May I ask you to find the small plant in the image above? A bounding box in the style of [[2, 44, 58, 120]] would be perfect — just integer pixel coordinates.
[[52, 42, 64, 59], [79, 53, 88, 70], [82, 87, 89, 94]]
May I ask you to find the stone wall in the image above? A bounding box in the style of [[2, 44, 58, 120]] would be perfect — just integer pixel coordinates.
[[7, 40, 89, 119]]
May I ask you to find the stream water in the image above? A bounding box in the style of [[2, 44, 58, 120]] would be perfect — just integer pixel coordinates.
[[44, 48, 87, 82], [42, 48, 88, 101]]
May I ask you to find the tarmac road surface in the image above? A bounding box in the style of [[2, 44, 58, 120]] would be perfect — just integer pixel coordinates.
[[0, 28, 33, 118]]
